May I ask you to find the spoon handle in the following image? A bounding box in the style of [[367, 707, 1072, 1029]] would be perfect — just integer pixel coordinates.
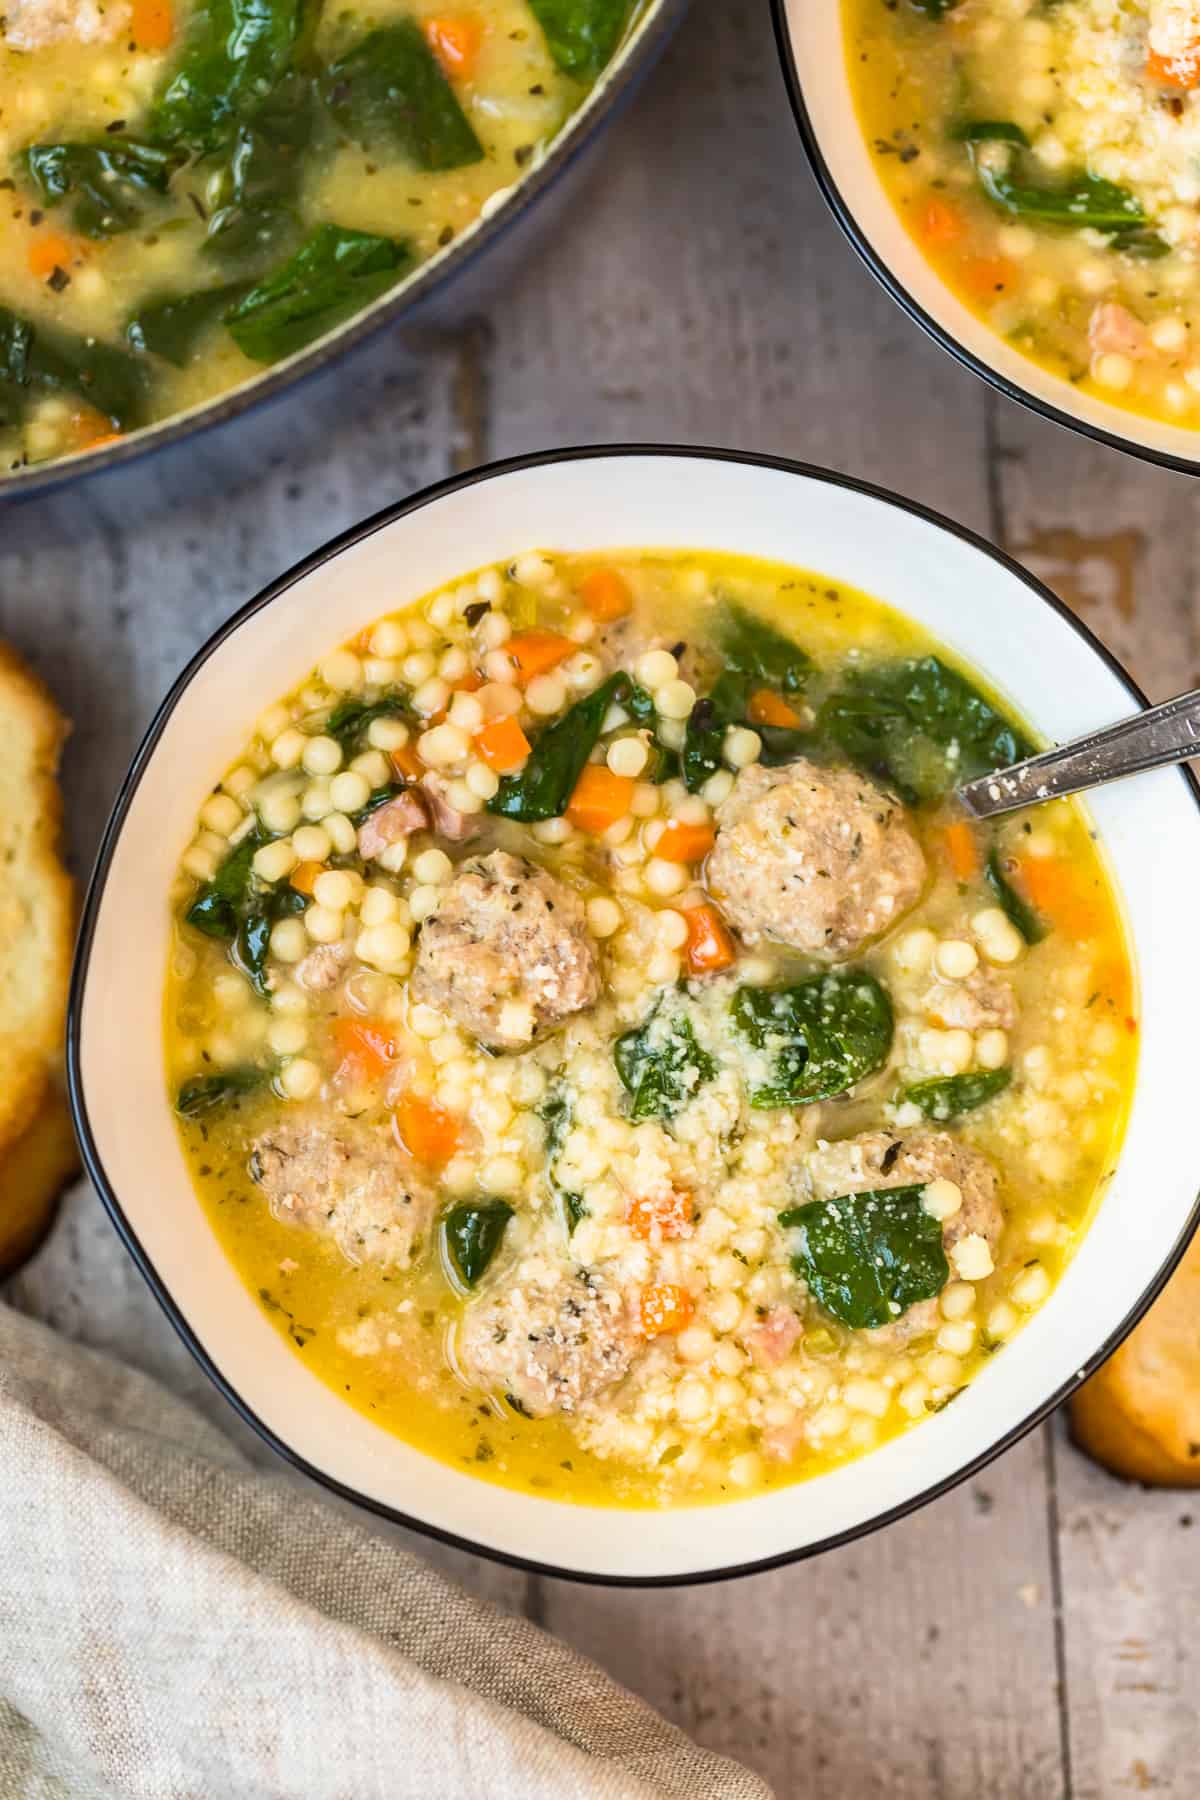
[[957, 687, 1200, 820]]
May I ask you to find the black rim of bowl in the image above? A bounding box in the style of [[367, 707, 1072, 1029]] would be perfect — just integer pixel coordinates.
[[67, 443, 1200, 1587], [0, 0, 688, 505], [768, 0, 1200, 479]]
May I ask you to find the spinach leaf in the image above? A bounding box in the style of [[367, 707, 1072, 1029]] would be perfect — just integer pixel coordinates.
[[224, 225, 414, 362], [184, 827, 264, 938], [985, 847, 1047, 943], [127, 284, 249, 364], [780, 1185, 949, 1329], [719, 601, 811, 696], [0, 305, 149, 431], [526, 0, 635, 79], [615, 999, 716, 1122], [902, 1065, 1012, 1121], [21, 140, 181, 237], [320, 21, 483, 169], [176, 1065, 267, 1115], [489, 671, 631, 822], [326, 687, 412, 749], [680, 669, 752, 794], [202, 74, 317, 271], [538, 1085, 587, 1234], [756, 724, 811, 767], [151, 0, 307, 151], [731, 971, 893, 1108], [949, 120, 1029, 145], [234, 884, 309, 996], [443, 1199, 514, 1288], [817, 655, 1032, 805], [965, 138, 1162, 250]]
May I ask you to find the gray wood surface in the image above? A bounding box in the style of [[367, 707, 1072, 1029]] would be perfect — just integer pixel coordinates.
[[2, 2, 1196, 1793]]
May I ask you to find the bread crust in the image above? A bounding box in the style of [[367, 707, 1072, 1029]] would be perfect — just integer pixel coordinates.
[[0, 1080, 78, 1276], [1070, 1235, 1200, 1487], [0, 643, 74, 1159]]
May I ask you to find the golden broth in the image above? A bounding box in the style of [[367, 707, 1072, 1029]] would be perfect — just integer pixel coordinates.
[[165, 549, 1136, 1508]]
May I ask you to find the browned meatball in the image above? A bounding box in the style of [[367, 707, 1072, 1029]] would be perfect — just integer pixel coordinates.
[[803, 1129, 1004, 1344], [457, 1255, 638, 1416], [708, 760, 926, 957], [250, 1116, 432, 1269], [411, 849, 600, 1050]]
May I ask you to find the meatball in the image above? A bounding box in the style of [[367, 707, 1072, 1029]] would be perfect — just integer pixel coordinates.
[[411, 849, 600, 1050], [457, 1255, 638, 1416], [708, 760, 926, 957], [924, 968, 1017, 1033], [250, 1117, 432, 1269], [802, 1129, 1004, 1344]]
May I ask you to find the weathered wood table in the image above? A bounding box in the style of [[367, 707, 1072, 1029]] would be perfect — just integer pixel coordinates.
[[3, 4, 1196, 1793]]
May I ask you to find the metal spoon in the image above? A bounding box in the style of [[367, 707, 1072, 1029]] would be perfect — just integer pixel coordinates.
[[956, 687, 1200, 820]]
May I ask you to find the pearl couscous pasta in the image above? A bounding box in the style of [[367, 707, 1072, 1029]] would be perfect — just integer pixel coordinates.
[[0, 0, 644, 474], [165, 550, 1136, 1507], [846, 0, 1200, 425]]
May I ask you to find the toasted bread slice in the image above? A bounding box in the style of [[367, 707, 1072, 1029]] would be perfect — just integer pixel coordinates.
[[0, 1079, 78, 1277], [1070, 1234, 1200, 1486], [0, 643, 73, 1156]]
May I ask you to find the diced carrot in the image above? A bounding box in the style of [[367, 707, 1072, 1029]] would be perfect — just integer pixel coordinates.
[[395, 1093, 461, 1166], [943, 819, 979, 882], [350, 625, 375, 653], [654, 819, 715, 864], [961, 255, 1016, 299], [290, 860, 326, 896], [639, 1283, 694, 1338], [565, 763, 634, 834], [579, 567, 632, 623], [67, 406, 122, 451], [130, 0, 174, 48], [79, 430, 124, 451], [334, 1017, 398, 1081], [474, 714, 531, 773], [1016, 856, 1102, 938], [390, 743, 425, 781], [507, 629, 575, 682], [28, 232, 85, 282], [922, 196, 963, 245], [625, 1191, 694, 1242], [746, 688, 803, 729], [424, 14, 483, 78], [682, 903, 736, 976], [1146, 40, 1200, 87]]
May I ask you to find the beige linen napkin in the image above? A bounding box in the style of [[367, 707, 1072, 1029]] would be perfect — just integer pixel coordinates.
[[0, 1301, 770, 1800]]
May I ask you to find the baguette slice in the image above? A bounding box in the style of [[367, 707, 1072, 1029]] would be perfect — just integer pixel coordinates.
[[0, 1080, 78, 1277], [0, 643, 73, 1157], [1070, 1235, 1200, 1486]]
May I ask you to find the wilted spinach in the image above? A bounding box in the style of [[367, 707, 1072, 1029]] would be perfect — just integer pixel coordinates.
[[151, 0, 307, 151], [615, 1001, 716, 1122], [224, 225, 414, 362], [538, 1086, 586, 1234], [21, 139, 181, 237], [127, 284, 249, 365], [0, 304, 149, 430], [780, 1185, 949, 1329], [985, 846, 1047, 943], [185, 827, 264, 939], [731, 971, 893, 1108], [320, 20, 483, 169], [526, 0, 636, 79], [489, 671, 633, 822], [902, 1066, 1012, 1122], [176, 1066, 268, 1116], [443, 1199, 514, 1288], [326, 688, 413, 749], [817, 655, 1032, 804]]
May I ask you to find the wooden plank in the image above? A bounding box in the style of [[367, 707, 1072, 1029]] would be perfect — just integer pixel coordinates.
[[470, 3, 1066, 1791], [990, 390, 1200, 1800]]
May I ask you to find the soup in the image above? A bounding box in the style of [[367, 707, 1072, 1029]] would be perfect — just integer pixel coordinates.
[[165, 549, 1136, 1508], [845, 0, 1200, 427], [0, 0, 644, 473]]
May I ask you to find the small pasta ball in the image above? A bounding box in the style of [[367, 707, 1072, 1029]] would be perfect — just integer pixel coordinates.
[[526, 673, 567, 716], [302, 735, 342, 777], [608, 736, 649, 778], [360, 885, 399, 927], [350, 750, 391, 789], [280, 1057, 321, 1101], [253, 839, 297, 883], [370, 619, 408, 658], [413, 847, 453, 885], [259, 790, 301, 836], [270, 917, 308, 963], [268, 1017, 307, 1057], [656, 678, 696, 721], [935, 938, 978, 980], [304, 904, 343, 944], [200, 792, 243, 837], [368, 716, 410, 752], [587, 896, 623, 938], [723, 726, 761, 769], [635, 649, 677, 688], [313, 869, 357, 911], [329, 771, 371, 814], [321, 649, 362, 692], [270, 728, 306, 770]]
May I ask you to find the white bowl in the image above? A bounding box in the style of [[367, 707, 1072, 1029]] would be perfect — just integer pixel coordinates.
[[772, 0, 1200, 474], [70, 447, 1200, 1584]]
